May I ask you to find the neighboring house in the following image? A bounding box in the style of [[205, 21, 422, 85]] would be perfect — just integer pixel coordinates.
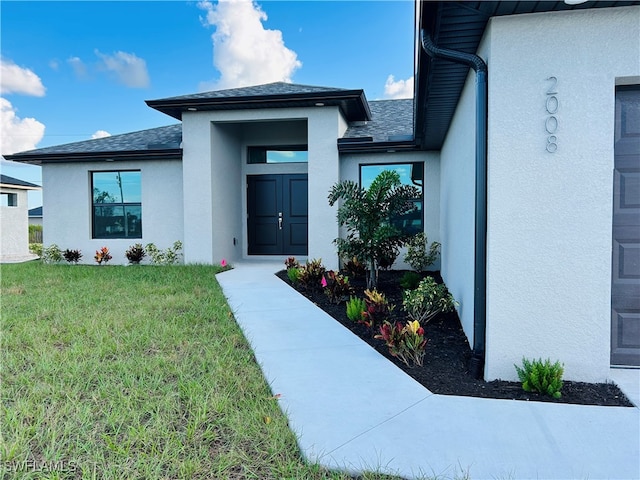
[[6, 1, 639, 383], [28, 206, 43, 227], [0, 175, 41, 262]]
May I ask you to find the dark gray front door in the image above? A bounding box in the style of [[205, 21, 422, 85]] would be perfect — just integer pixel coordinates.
[[247, 174, 308, 255], [611, 86, 640, 366]]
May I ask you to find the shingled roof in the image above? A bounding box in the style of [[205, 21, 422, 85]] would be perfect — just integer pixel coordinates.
[[0, 174, 40, 189], [146, 82, 371, 122], [4, 124, 182, 164]]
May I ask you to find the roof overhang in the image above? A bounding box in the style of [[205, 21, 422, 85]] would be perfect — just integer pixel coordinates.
[[415, 0, 640, 150], [3, 149, 182, 166], [146, 89, 372, 122]]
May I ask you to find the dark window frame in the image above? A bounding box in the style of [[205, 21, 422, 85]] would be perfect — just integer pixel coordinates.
[[359, 162, 424, 236], [91, 170, 142, 239], [247, 145, 308, 164], [1, 192, 18, 207]]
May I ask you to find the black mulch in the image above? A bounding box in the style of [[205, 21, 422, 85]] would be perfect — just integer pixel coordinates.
[[275, 269, 632, 407]]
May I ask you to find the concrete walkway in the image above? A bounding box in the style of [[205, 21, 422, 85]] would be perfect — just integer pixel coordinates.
[[216, 262, 640, 480]]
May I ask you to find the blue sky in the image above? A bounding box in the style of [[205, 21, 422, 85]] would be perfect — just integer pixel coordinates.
[[1, 1, 415, 208]]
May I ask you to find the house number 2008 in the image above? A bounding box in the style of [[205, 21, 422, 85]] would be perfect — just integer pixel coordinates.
[[545, 76, 559, 153]]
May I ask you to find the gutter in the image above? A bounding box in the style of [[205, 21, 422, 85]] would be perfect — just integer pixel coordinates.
[[420, 28, 488, 379]]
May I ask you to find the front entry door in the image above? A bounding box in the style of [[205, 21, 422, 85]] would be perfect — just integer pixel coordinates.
[[611, 86, 640, 366], [247, 174, 308, 255]]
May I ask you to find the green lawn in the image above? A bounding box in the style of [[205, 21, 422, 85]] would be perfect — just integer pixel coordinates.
[[0, 262, 402, 480]]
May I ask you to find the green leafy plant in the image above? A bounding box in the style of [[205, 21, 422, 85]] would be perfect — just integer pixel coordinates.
[[29, 243, 43, 257], [328, 170, 420, 289], [346, 296, 367, 323], [322, 270, 353, 304], [400, 271, 422, 290], [361, 288, 394, 329], [41, 244, 63, 264], [63, 249, 83, 264], [29, 224, 42, 243], [287, 267, 302, 284], [515, 358, 564, 399], [125, 243, 146, 264], [404, 232, 441, 272], [297, 258, 325, 292], [94, 246, 112, 265], [402, 276, 457, 324], [145, 241, 183, 265], [375, 320, 428, 367]]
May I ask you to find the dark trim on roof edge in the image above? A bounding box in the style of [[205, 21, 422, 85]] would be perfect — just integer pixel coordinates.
[[146, 90, 372, 122], [4, 149, 182, 165], [337, 140, 420, 154]]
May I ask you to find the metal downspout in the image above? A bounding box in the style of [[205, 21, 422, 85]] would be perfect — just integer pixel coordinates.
[[420, 29, 488, 379]]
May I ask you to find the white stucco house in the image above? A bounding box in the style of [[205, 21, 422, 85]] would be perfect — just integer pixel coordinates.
[[6, 1, 639, 382], [0, 174, 41, 262]]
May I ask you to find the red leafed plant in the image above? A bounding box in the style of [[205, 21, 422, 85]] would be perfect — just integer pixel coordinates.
[[94, 246, 112, 265], [361, 289, 394, 329], [375, 320, 427, 367]]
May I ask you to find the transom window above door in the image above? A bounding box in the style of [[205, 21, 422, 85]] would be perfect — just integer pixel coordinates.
[[247, 146, 308, 164]]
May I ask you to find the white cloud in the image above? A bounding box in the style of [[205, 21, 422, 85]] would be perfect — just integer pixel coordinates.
[[384, 74, 414, 99], [91, 130, 111, 139], [0, 97, 45, 155], [0, 58, 46, 97], [95, 50, 150, 88], [67, 56, 88, 79], [198, 0, 301, 90]]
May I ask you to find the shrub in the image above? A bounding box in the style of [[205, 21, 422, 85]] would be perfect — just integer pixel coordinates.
[[375, 320, 427, 367], [400, 271, 422, 290], [125, 243, 146, 264], [146, 241, 183, 265], [63, 249, 83, 264], [346, 296, 367, 323], [515, 358, 564, 399], [298, 258, 325, 292], [284, 256, 300, 270], [41, 244, 63, 264], [361, 289, 394, 329], [322, 270, 353, 304], [404, 232, 441, 272], [94, 247, 112, 265], [29, 243, 43, 257], [343, 256, 366, 278], [402, 277, 457, 324], [287, 267, 302, 285]]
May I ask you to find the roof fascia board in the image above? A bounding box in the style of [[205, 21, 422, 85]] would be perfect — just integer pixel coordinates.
[[4, 149, 182, 165]]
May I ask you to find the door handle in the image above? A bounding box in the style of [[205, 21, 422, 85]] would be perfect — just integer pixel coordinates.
[[278, 212, 283, 230]]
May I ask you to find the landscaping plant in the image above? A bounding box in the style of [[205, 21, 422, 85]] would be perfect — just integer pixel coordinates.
[[322, 270, 353, 304], [402, 276, 457, 324], [399, 271, 422, 290], [404, 232, 441, 272], [343, 256, 366, 278], [361, 288, 394, 329], [346, 296, 367, 323], [328, 170, 420, 289], [515, 357, 564, 399], [63, 249, 83, 264], [297, 258, 325, 293], [94, 246, 112, 265], [41, 244, 63, 264], [146, 241, 183, 265], [376, 320, 428, 367], [29, 243, 43, 258], [125, 243, 146, 264]]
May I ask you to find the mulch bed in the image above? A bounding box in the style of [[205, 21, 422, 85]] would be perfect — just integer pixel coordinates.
[[276, 269, 633, 407]]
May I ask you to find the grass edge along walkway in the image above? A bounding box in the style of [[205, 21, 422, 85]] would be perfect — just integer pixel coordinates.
[[1, 262, 424, 480]]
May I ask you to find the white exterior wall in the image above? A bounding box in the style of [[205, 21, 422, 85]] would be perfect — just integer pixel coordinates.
[[42, 159, 183, 264], [484, 6, 640, 382], [181, 106, 344, 269], [0, 187, 31, 257], [340, 151, 440, 271]]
